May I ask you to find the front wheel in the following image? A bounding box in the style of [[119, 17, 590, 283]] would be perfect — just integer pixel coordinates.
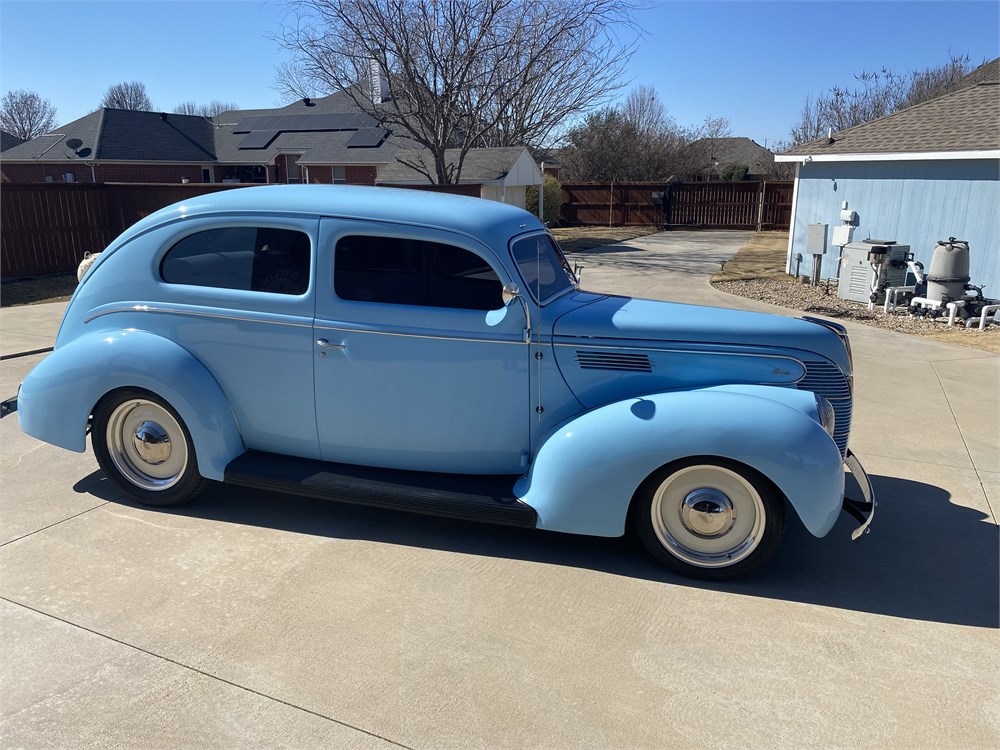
[[631, 459, 785, 580], [92, 389, 206, 506]]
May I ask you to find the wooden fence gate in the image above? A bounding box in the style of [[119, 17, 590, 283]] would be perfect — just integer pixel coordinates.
[[559, 181, 793, 230]]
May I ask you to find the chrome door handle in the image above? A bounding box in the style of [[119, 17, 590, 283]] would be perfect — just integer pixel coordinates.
[[315, 338, 346, 349]]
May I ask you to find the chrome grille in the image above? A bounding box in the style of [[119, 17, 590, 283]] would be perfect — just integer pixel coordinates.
[[576, 350, 652, 373], [798, 361, 852, 457]]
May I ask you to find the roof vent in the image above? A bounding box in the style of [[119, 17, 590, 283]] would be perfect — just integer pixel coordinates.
[[159, 112, 168, 121], [303, 97, 313, 107]]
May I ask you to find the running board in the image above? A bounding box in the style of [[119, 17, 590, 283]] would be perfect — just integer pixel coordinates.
[[224, 451, 536, 528]]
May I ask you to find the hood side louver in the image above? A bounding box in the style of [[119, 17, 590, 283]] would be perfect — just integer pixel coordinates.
[[576, 350, 652, 373]]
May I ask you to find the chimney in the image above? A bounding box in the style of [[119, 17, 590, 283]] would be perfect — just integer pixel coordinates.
[[369, 59, 389, 105]]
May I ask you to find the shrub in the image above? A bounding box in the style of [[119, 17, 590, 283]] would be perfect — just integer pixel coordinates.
[[526, 175, 563, 226]]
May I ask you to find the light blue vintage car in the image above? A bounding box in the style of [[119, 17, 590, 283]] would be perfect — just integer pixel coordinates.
[[4, 185, 874, 579]]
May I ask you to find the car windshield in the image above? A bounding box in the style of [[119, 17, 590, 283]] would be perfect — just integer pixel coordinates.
[[510, 233, 577, 303]]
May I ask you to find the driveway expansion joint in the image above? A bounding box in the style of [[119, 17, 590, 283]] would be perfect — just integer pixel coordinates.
[[0, 501, 111, 548], [0, 596, 415, 750]]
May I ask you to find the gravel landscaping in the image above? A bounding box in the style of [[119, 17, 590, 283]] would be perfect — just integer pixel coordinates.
[[716, 276, 999, 352]]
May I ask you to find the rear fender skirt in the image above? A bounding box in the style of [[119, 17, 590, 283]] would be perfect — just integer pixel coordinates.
[[516, 384, 845, 538]]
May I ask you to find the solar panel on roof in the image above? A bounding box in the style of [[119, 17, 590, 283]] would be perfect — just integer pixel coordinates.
[[239, 130, 279, 149], [346, 127, 389, 148]]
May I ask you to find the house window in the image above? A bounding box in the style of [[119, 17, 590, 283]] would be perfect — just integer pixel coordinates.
[[334, 235, 502, 310], [161, 227, 310, 295], [286, 155, 303, 183], [202, 168, 213, 183], [333, 166, 346, 183], [63, 172, 76, 183]]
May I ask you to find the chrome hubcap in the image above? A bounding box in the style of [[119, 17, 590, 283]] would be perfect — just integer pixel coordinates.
[[132, 421, 171, 465], [106, 399, 188, 491], [650, 465, 765, 568], [680, 488, 735, 538]]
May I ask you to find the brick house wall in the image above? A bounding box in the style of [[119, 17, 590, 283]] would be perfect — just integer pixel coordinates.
[[306, 166, 333, 184], [345, 165, 378, 185], [1, 162, 207, 184]]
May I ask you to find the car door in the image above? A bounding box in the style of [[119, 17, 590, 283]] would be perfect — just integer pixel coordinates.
[[313, 218, 530, 475], [155, 218, 321, 459]]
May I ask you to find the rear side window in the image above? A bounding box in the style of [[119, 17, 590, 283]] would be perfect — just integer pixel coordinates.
[[334, 235, 502, 310], [161, 227, 310, 295]]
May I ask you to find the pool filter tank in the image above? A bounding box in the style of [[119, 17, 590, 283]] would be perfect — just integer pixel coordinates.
[[926, 238, 971, 304]]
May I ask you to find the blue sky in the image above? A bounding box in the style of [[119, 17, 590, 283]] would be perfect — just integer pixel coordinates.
[[1, 0, 997, 147]]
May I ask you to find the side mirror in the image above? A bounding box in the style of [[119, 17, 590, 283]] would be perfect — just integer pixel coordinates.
[[502, 282, 520, 306]]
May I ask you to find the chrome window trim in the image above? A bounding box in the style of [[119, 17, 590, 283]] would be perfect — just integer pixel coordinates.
[[83, 305, 526, 346]]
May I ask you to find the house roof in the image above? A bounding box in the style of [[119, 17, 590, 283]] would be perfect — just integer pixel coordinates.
[[211, 91, 412, 165], [778, 80, 1000, 160], [684, 137, 774, 172], [1, 108, 216, 163], [959, 57, 1000, 87], [2, 91, 529, 175], [1, 130, 25, 152], [377, 147, 532, 184]]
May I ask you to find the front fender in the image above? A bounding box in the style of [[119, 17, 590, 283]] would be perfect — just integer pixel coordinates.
[[17, 329, 244, 481], [515, 385, 845, 538]]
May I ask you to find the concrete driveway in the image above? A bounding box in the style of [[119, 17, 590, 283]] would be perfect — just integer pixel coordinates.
[[2, 231, 997, 749]]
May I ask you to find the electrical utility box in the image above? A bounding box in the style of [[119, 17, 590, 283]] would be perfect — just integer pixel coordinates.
[[838, 240, 910, 303], [806, 224, 828, 254]]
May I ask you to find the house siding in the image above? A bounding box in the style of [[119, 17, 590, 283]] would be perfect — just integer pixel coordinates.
[[787, 159, 1000, 293]]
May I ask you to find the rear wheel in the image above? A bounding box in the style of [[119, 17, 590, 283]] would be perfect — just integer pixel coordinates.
[[631, 459, 784, 580], [92, 389, 206, 506]]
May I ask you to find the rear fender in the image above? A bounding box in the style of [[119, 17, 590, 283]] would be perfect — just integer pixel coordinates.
[[17, 329, 244, 480], [515, 385, 845, 538]]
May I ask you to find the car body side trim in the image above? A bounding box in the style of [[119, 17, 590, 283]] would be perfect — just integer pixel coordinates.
[[84, 305, 313, 329]]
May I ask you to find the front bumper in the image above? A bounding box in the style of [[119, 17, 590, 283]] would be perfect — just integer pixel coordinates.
[[0, 395, 16, 419], [843, 450, 876, 540]]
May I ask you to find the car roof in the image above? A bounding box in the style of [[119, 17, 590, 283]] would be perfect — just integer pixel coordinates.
[[112, 184, 545, 250]]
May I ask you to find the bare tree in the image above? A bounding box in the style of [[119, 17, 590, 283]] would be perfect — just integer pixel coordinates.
[[0, 89, 57, 139], [788, 53, 973, 145], [670, 116, 733, 180], [101, 81, 153, 111], [274, 0, 639, 184], [173, 100, 240, 117]]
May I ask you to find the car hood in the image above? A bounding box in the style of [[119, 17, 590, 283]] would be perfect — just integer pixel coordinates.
[[552, 294, 850, 370]]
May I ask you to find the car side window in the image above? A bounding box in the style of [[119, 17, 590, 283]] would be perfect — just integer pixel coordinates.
[[334, 235, 502, 310], [161, 227, 310, 295]]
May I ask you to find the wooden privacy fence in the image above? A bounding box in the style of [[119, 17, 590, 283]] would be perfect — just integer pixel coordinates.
[[1, 183, 246, 278], [560, 181, 793, 230], [0, 181, 483, 278], [560, 182, 666, 226]]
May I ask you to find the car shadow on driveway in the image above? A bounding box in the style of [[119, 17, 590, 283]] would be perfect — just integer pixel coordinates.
[[75, 470, 998, 629]]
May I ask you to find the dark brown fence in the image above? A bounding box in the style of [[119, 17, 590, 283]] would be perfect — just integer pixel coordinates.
[[560, 182, 666, 226], [666, 181, 793, 230], [560, 180, 793, 230], [1, 181, 484, 278], [1, 183, 247, 278]]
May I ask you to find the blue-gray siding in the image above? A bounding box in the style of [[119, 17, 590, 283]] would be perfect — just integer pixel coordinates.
[[787, 159, 999, 294]]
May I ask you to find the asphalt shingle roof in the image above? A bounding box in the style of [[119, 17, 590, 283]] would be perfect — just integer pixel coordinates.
[[780, 81, 1000, 157], [97, 109, 215, 161], [0, 130, 25, 152], [0, 109, 215, 162], [684, 137, 774, 170], [377, 147, 528, 183]]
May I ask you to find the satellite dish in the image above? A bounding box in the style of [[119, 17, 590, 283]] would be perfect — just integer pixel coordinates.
[[65, 138, 83, 151]]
